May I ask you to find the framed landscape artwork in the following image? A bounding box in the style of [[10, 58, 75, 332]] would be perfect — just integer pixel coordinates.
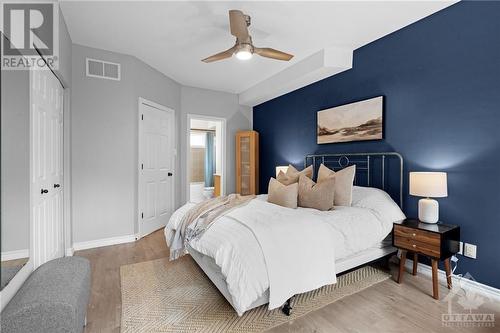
[[317, 96, 383, 144]]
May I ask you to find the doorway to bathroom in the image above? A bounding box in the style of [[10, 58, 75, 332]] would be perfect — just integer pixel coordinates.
[[187, 115, 226, 203]]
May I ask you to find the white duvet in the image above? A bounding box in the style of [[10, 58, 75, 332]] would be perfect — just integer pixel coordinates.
[[165, 186, 405, 315]]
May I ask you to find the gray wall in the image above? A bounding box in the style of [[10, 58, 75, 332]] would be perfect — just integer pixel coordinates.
[[2, 34, 252, 248], [70, 45, 252, 243], [180, 86, 252, 203], [1, 68, 30, 253], [131, 57, 182, 234], [57, 8, 72, 87], [71, 44, 181, 242]]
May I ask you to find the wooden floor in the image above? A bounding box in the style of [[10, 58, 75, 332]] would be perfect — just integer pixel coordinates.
[[1, 257, 29, 268], [76, 230, 500, 333]]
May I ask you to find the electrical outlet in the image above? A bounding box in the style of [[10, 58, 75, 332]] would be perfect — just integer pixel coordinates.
[[464, 243, 477, 259], [458, 241, 463, 255]]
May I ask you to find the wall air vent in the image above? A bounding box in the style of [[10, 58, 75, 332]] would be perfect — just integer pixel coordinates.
[[86, 58, 121, 81]]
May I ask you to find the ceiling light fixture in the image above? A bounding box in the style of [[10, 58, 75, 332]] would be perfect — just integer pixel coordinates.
[[202, 10, 293, 63], [235, 50, 252, 60], [235, 43, 253, 60]]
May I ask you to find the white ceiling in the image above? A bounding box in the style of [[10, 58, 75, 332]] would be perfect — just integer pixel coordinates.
[[60, 1, 455, 98]]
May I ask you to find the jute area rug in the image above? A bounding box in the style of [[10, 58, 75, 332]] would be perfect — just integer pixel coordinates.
[[120, 256, 390, 333]]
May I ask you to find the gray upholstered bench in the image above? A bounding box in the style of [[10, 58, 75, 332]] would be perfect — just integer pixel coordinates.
[[1, 256, 91, 333]]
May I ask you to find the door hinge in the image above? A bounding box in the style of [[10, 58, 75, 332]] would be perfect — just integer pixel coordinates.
[[141, 114, 144, 120], [141, 212, 144, 219]]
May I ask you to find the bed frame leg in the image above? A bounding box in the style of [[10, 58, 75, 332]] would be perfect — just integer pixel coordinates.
[[381, 255, 391, 270], [282, 296, 294, 316]]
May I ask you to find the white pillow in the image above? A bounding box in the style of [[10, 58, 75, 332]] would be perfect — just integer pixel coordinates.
[[351, 186, 406, 224]]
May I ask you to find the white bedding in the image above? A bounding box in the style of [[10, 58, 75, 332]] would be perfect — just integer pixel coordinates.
[[227, 198, 337, 310], [165, 186, 405, 315]]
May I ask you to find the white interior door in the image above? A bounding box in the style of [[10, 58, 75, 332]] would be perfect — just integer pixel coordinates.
[[31, 67, 64, 268], [139, 100, 175, 237]]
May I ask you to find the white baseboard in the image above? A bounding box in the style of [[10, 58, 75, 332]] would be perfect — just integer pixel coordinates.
[[73, 234, 136, 252], [65, 247, 74, 256], [1, 249, 29, 261], [404, 258, 500, 301]]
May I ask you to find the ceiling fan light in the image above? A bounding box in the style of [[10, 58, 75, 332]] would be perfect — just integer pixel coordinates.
[[235, 50, 252, 60]]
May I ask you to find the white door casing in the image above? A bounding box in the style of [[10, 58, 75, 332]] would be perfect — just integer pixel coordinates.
[[138, 98, 175, 237], [30, 67, 64, 269]]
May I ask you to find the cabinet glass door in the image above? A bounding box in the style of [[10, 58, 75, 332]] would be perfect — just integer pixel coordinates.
[[240, 136, 250, 195]]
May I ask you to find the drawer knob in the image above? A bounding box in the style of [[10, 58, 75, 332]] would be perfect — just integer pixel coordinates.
[[412, 233, 416, 237], [412, 244, 416, 248]]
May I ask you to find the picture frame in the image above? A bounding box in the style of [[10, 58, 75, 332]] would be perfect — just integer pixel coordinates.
[[317, 96, 384, 144]]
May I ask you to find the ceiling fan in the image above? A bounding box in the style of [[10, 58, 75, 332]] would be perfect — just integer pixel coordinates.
[[202, 10, 294, 63]]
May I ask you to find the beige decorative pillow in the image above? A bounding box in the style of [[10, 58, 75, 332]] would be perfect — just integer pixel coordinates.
[[298, 175, 335, 211], [317, 164, 356, 206], [268, 178, 298, 209], [277, 164, 313, 185], [287, 164, 313, 178], [276, 170, 297, 186]]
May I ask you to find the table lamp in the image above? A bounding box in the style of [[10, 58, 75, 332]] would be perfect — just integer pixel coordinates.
[[409, 172, 448, 223]]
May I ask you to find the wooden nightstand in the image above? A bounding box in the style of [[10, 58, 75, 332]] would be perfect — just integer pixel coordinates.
[[392, 219, 460, 300]]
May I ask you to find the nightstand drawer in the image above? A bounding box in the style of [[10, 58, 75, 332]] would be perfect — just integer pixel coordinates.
[[394, 225, 440, 246], [394, 236, 441, 257]]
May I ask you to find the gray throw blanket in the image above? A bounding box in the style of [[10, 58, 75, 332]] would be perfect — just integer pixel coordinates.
[[169, 194, 255, 260]]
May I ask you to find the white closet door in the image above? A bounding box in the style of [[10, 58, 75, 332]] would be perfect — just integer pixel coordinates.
[[138, 101, 175, 237], [31, 67, 64, 268]]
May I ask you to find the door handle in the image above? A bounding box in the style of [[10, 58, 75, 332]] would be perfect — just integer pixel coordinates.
[[54, 184, 61, 188], [41, 189, 48, 194], [168, 172, 173, 176]]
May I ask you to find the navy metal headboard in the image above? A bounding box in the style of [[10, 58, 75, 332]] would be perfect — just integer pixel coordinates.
[[304, 152, 404, 208]]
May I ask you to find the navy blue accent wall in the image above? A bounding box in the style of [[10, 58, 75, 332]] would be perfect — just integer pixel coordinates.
[[253, 2, 500, 288]]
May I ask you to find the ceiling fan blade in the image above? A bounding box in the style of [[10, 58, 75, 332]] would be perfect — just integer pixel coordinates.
[[201, 46, 236, 63], [254, 47, 294, 61], [229, 10, 249, 39]]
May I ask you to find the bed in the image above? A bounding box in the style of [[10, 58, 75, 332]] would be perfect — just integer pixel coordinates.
[[165, 152, 405, 316]]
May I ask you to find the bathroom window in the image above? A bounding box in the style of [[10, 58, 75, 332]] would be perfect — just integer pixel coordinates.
[[190, 132, 206, 148]]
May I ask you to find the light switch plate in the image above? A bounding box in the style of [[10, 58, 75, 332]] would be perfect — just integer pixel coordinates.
[[464, 243, 477, 259]]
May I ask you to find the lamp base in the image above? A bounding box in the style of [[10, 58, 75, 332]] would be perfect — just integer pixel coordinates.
[[418, 198, 439, 223]]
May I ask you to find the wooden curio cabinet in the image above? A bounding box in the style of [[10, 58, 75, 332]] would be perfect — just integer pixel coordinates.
[[235, 130, 259, 195]]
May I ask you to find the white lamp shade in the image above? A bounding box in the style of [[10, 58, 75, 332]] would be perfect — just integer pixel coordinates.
[[275, 166, 289, 178], [409, 172, 448, 198]]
